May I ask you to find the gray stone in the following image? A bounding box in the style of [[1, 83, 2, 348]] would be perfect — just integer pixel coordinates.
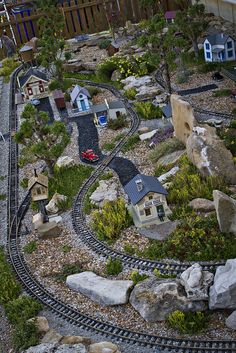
[[139, 129, 157, 141], [66, 271, 133, 306], [89, 178, 118, 208], [28, 316, 49, 333], [46, 193, 67, 214], [180, 264, 214, 300], [213, 190, 236, 235], [189, 198, 215, 213], [135, 86, 162, 100], [121, 75, 153, 90], [41, 329, 62, 343], [225, 310, 236, 330], [209, 259, 236, 310], [138, 127, 149, 134], [56, 344, 87, 353], [23, 343, 56, 353], [24, 343, 87, 353], [37, 221, 61, 238], [111, 69, 122, 82], [158, 150, 185, 166], [129, 277, 207, 322], [89, 341, 121, 353], [56, 156, 75, 168], [158, 166, 179, 183]]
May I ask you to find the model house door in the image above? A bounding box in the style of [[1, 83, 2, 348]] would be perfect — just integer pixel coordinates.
[[81, 99, 86, 111], [156, 204, 165, 221]]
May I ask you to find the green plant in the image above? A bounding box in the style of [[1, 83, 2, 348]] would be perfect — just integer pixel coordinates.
[[23, 241, 37, 254], [154, 163, 174, 177], [0, 57, 20, 82], [55, 262, 82, 281], [124, 88, 137, 100], [232, 108, 236, 116], [124, 243, 136, 255], [92, 198, 133, 241], [61, 244, 72, 253], [167, 310, 209, 334], [5, 296, 42, 325], [218, 120, 236, 157], [20, 177, 29, 189], [107, 115, 128, 130], [150, 138, 185, 163], [153, 268, 176, 279], [13, 321, 39, 351], [102, 142, 116, 151], [86, 86, 101, 98], [130, 270, 149, 285], [106, 257, 123, 275], [213, 89, 232, 97], [0, 193, 6, 200], [98, 39, 111, 49], [121, 134, 140, 153], [198, 62, 219, 73], [135, 101, 162, 120]]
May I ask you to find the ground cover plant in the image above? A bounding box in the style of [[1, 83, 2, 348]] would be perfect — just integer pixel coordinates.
[[64, 72, 122, 89], [213, 89, 232, 97], [0, 247, 41, 351], [150, 138, 185, 163], [135, 101, 163, 120], [106, 257, 123, 276], [55, 262, 82, 281], [130, 270, 149, 285], [121, 134, 140, 152], [23, 241, 37, 254], [218, 119, 236, 157], [107, 115, 128, 130], [124, 87, 137, 100], [0, 57, 20, 82], [101, 133, 125, 152], [167, 310, 209, 334]]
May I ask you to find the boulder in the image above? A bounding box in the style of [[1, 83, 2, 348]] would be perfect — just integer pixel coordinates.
[[41, 329, 62, 343], [56, 345, 87, 353], [56, 156, 75, 168], [180, 264, 214, 300], [89, 178, 118, 208], [135, 86, 162, 100], [189, 198, 215, 213], [138, 127, 149, 134], [23, 343, 56, 353], [46, 193, 67, 214], [186, 125, 236, 184], [158, 166, 179, 183], [111, 69, 122, 82], [60, 336, 92, 345], [209, 259, 236, 310], [129, 277, 207, 322], [32, 213, 44, 230], [89, 341, 121, 353], [170, 94, 197, 144], [158, 150, 185, 166], [121, 75, 153, 90], [153, 92, 168, 105], [28, 316, 49, 334], [225, 311, 236, 330], [213, 190, 236, 235], [66, 271, 133, 306], [139, 129, 157, 141], [37, 221, 61, 238]]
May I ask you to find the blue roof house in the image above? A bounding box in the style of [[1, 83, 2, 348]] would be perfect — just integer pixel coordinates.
[[204, 33, 236, 62], [124, 174, 171, 228], [70, 85, 91, 112]]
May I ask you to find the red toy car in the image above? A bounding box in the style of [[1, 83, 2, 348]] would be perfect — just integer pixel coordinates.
[[81, 149, 99, 162]]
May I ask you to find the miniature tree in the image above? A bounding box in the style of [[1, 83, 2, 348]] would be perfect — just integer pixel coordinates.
[[14, 104, 70, 177], [36, 0, 65, 83], [175, 0, 209, 57]]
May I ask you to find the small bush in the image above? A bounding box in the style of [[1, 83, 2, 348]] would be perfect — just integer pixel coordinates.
[[49, 79, 61, 91], [130, 270, 149, 285], [124, 243, 136, 255], [153, 268, 176, 279], [121, 134, 140, 153], [154, 163, 174, 177], [55, 262, 82, 281], [198, 62, 219, 73], [135, 101, 162, 120], [167, 310, 209, 334], [106, 257, 123, 276], [5, 296, 42, 325], [86, 86, 101, 98], [23, 241, 37, 254], [20, 177, 29, 189], [92, 198, 133, 241], [13, 321, 39, 351], [124, 88, 137, 100], [150, 138, 185, 163], [0, 57, 20, 82], [61, 245, 72, 253], [213, 89, 231, 97], [102, 142, 116, 151], [107, 115, 128, 130], [98, 39, 111, 49]]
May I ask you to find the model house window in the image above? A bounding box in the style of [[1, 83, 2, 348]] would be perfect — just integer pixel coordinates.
[[39, 85, 44, 93], [79, 94, 83, 98], [37, 187, 41, 195], [145, 208, 151, 216], [28, 87, 33, 95], [227, 41, 232, 49], [149, 195, 153, 200], [206, 52, 211, 59], [205, 43, 210, 50], [228, 50, 233, 58]]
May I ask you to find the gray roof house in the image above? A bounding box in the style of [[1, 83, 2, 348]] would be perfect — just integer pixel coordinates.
[[18, 67, 48, 88], [204, 33, 236, 62], [124, 174, 171, 228], [70, 85, 91, 112]]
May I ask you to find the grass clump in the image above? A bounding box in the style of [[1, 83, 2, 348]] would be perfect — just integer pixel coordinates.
[[20, 177, 29, 189], [218, 119, 236, 157], [167, 310, 209, 334], [153, 269, 176, 279], [61, 244, 72, 253], [0, 57, 20, 82], [23, 241, 37, 254], [102, 142, 116, 151], [106, 257, 123, 276], [5, 296, 42, 326], [150, 138, 185, 163], [124, 243, 136, 255], [213, 88, 232, 97], [124, 88, 137, 100], [107, 114, 128, 130], [55, 262, 82, 282], [121, 134, 140, 153], [92, 198, 133, 241], [135, 101, 162, 120], [130, 270, 149, 285]]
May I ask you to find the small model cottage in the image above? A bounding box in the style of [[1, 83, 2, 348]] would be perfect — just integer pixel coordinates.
[[18, 68, 49, 100], [70, 85, 91, 112], [28, 171, 48, 202], [92, 99, 126, 121], [204, 33, 236, 62], [124, 174, 171, 228]]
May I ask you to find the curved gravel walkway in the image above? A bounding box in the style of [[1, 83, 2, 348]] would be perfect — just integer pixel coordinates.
[[76, 115, 139, 186]]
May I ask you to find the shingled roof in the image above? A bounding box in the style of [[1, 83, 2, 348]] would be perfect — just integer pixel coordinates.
[[18, 67, 48, 87], [205, 33, 233, 46], [124, 174, 167, 205], [70, 85, 91, 103]]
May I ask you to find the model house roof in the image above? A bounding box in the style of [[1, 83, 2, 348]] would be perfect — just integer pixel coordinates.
[[70, 85, 91, 102], [19, 44, 33, 53], [124, 173, 168, 205], [28, 173, 48, 191], [205, 33, 232, 46], [91, 100, 126, 114], [18, 68, 48, 87], [165, 11, 176, 20], [108, 100, 125, 109]]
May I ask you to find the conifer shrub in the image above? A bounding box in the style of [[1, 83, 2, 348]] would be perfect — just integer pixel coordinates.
[[130, 270, 149, 285], [167, 310, 209, 334], [135, 101, 162, 120], [106, 257, 123, 276]]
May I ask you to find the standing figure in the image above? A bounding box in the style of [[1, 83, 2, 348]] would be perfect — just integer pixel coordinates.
[[1, 30, 16, 57]]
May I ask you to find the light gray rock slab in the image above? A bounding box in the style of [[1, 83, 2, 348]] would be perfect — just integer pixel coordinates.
[[213, 190, 236, 235], [189, 198, 215, 212], [66, 271, 133, 306], [225, 310, 236, 330]]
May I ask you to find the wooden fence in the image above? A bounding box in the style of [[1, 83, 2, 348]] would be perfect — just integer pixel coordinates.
[[0, 0, 180, 48]]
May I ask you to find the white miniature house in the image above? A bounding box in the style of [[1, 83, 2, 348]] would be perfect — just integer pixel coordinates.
[[28, 171, 48, 202], [70, 85, 91, 112], [124, 174, 171, 228], [18, 67, 49, 100], [204, 33, 236, 62]]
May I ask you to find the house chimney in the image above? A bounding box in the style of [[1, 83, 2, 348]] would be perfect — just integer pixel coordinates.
[[135, 179, 143, 192], [34, 168, 38, 177]]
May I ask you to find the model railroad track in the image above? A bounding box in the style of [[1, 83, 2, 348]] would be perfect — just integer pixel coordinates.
[[7, 71, 236, 352]]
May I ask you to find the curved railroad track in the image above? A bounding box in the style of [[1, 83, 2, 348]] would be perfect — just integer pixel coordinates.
[[7, 68, 236, 352]]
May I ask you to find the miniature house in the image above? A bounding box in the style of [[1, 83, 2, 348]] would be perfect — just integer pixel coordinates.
[[92, 99, 126, 120], [28, 171, 48, 202], [204, 33, 236, 62], [165, 11, 176, 23], [124, 174, 171, 228], [18, 67, 49, 100], [52, 89, 66, 109], [70, 85, 91, 112]]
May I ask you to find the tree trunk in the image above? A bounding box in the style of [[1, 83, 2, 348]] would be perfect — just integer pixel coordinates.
[[193, 39, 199, 58], [164, 60, 172, 94], [46, 161, 54, 177]]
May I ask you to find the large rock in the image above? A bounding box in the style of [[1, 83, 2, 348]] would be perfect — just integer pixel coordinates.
[[171, 94, 197, 144], [209, 259, 236, 310], [56, 156, 75, 168], [225, 310, 236, 330], [32, 213, 44, 230], [213, 190, 236, 235], [158, 166, 179, 183], [24, 343, 87, 353], [60, 336, 92, 345], [90, 178, 118, 208], [189, 198, 215, 213], [41, 329, 62, 343], [158, 150, 185, 166], [56, 345, 87, 353], [186, 125, 236, 184], [23, 343, 56, 353], [89, 342, 121, 353], [135, 86, 162, 100], [111, 69, 122, 82], [66, 271, 133, 306], [121, 75, 153, 90], [28, 316, 49, 334], [180, 264, 214, 300], [46, 193, 67, 214], [139, 129, 157, 141], [37, 221, 61, 238], [129, 277, 207, 322]]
